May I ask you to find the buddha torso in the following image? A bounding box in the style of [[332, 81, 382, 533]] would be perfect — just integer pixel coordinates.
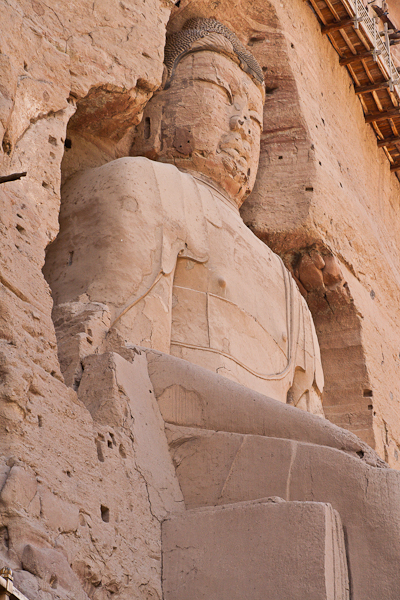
[[45, 157, 323, 411], [171, 177, 288, 393]]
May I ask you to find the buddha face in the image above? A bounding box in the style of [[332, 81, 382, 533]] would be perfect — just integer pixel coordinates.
[[135, 50, 264, 206]]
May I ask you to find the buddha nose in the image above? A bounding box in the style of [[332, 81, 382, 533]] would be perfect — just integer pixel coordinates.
[[230, 114, 252, 139], [230, 115, 244, 131]]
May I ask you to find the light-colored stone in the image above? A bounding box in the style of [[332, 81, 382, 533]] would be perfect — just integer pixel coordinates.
[[78, 351, 184, 519], [52, 301, 111, 389], [45, 41, 324, 412], [0, 465, 37, 512], [39, 488, 79, 534], [230, 0, 400, 457], [163, 500, 349, 600], [164, 423, 400, 600], [145, 349, 380, 466], [1, 3, 400, 600], [0, 3, 172, 595], [21, 544, 88, 599]]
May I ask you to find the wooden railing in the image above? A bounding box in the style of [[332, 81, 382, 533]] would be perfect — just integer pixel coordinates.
[[306, 0, 400, 172], [0, 569, 29, 600]]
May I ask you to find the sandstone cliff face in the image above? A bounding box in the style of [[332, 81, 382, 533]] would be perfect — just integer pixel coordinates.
[[2, 0, 400, 598], [0, 1, 174, 598], [165, 0, 400, 464], [232, 0, 400, 463]]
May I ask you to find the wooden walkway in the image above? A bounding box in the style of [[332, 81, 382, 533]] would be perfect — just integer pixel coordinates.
[[306, 0, 400, 172]]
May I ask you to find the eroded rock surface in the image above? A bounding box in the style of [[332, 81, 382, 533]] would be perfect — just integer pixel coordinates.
[[0, 1, 172, 597], [2, 1, 400, 599]]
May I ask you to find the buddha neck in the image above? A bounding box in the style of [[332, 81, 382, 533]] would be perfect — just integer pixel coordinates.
[[180, 169, 241, 212]]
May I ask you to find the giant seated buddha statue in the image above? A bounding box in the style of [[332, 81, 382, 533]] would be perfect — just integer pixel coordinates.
[[43, 19, 400, 600], [45, 18, 324, 415]]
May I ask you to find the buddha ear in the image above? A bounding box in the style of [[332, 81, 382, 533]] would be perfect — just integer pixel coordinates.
[[160, 65, 169, 91]]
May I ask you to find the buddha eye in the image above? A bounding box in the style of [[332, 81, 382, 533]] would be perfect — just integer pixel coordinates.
[[197, 78, 233, 104], [250, 112, 263, 130], [221, 87, 233, 105], [214, 82, 233, 105]]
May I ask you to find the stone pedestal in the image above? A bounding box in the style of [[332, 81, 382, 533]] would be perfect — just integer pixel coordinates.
[[162, 499, 349, 600]]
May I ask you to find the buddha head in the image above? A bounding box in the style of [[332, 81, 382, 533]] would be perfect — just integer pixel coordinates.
[[132, 18, 265, 207]]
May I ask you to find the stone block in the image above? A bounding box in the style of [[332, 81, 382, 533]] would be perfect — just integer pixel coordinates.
[[0, 465, 37, 512], [12, 569, 40, 600], [145, 349, 380, 466], [21, 544, 88, 599], [162, 499, 349, 600], [39, 488, 79, 534], [165, 424, 400, 600], [78, 351, 184, 518]]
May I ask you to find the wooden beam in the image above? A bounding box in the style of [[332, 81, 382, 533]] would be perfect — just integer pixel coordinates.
[[307, 0, 327, 26], [324, 0, 340, 21], [372, 5, 397, 31], [378, 135, 400, 147], [339, 49, 381, 66], [355, 81, 390, 95], [365, 108, 400, 123], [390, 162, 400, 172], [321, 18, 354, 35]]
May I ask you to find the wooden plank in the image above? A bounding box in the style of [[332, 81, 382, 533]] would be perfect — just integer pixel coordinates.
[[371, 90, 384, 112], [324, 0, 341, 21], [339, 28, 357, 54], [321, 17, 354, 34], [383, 146, 393, 162], [339, 49, 382, 66], [308, 0, 328, 25], [305, 0, 400, 168], [388, 90, 399, 108], [372, 122, 383, 139], [372, 5, 397, 31], [390, 120, 399, 137], [347, 64, 361, 87], [359, 95, 369, 115], [327, 33, 344, 55], [354, 27, 371, 51], [354, 81, 390, 95], [373, 88, 398, 111], [365, 107, 400, 123], [361, 58, 375, 84], [388, 119, 398, 137]]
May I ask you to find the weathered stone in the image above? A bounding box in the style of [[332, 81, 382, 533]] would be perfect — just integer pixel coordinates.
[[164, 423, 400, 600], [322, 255, 343, 287], [51, 301, 111, 388], [1, 3, 400, 600], [0, 3, 172, 594], [46, 41, 323, 411], [232, 0, 400, 457], [163, 500, 349, 600], [298, 254, 325, 292], [0, 466, 37, 512], [12, 570, 40, 600], [78, 351, 184, 519], [21, 544, 87, 599], [39, 488, 79, 534], [145, 349, 378, 466]]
